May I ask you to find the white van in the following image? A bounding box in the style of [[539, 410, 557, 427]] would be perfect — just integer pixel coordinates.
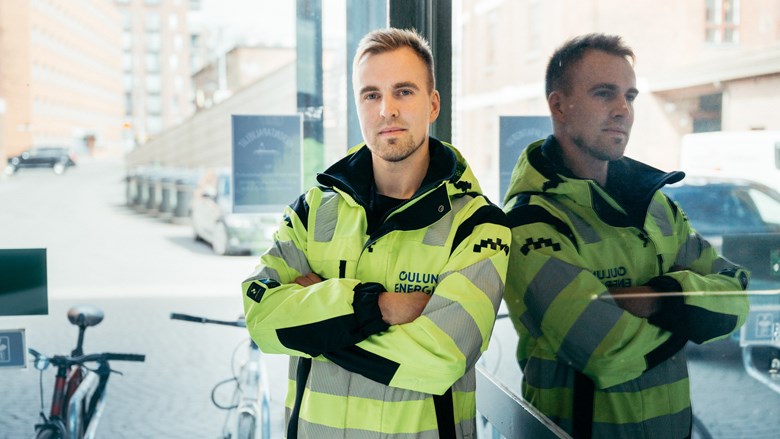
[[679, 130, 780, 192]]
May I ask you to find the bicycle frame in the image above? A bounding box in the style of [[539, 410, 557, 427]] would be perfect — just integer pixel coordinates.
[[233, 339, 271, 439], [31, 306, 145, 439], [67, 369, 102, 439], [170, 312, 272, 439]]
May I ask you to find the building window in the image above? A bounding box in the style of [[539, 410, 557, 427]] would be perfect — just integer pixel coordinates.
[[147, 116, 163, 134], [692, 93, 722, 133], [121, 10, 132, 30], [146, 53, 160, 73], [169, 14, 179, 30], [706, 0, 740, 43], [147, 94, 162, 115], [123, 73, 134, 91], [124, 92, 133, 117], [527, 0, 542, 53], [146, 32, 161, 53], [146, 75, 161, 93], [122, 53, 133, 71], [146, 12, 161, 31], [121, 31, 133, 50]]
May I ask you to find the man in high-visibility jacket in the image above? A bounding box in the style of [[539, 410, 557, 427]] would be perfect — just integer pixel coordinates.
[[242, 28, 510, 438], [503, 33, 749, 438]]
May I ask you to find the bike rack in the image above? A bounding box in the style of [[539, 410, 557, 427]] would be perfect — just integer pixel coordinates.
[[67, 370, 102, 439]]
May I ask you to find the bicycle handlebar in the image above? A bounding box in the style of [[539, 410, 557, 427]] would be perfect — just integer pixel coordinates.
[[170, 312, 246, 328], [29, 349, 146, 369]]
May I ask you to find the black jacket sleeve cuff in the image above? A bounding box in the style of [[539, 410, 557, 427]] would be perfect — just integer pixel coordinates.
[[353, 282, 390, 337], [646, 276, 686, 334]]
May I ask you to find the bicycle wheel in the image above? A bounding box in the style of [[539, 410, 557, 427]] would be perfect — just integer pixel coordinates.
[[35, 427, 60, 439], [237, 411, 257, 439]]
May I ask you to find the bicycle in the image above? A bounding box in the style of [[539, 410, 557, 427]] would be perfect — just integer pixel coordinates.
[[27, 304, 145, 438], [170, 312, 271, 439]]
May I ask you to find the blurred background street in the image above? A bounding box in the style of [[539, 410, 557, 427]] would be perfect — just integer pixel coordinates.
[[0, 157, 288, 438]]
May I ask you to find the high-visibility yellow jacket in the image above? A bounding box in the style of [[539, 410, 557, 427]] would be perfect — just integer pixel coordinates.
[[503, 137, 749, 438], [243, 138, 510, 438]]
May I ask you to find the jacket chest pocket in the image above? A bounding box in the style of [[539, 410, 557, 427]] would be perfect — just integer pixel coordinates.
[[307, 237, 364, 279]]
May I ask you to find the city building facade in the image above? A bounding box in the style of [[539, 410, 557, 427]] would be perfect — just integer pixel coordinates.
[[0, 0, 124, 162]]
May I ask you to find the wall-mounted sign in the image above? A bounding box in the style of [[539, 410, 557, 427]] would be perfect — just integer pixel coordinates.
[[0, 329, 27, 369], [231, 115, 304, 213], [499, 116, 552, 205]]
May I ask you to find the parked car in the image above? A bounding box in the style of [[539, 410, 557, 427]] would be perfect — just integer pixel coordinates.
[[665, 175, 780, 356], [190, 168, 279, 255], [5, 146, 77, 175], [663, 175, 780, 251]]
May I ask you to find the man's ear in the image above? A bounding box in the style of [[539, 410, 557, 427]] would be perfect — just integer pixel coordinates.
[[548, 91, 564, 122], [429, 90, 441, 123]]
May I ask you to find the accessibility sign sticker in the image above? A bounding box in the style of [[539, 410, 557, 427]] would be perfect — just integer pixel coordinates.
[[0, 329, 27, 369], [740, 305, 780, 347]]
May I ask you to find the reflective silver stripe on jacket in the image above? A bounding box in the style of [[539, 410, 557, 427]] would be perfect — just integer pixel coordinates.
[[591, 409, 691, 438], [545, 197, 601, 244], [266, 239, 311, 277], [520, 257, 583, 338], [426, 294, 484, 368], [648, 198, 674, 237], [423, 196, 470, 247], [602, 351, 688, 392], [313, 191, 340, 242], [557, 297, 623, 368], [296, 419, 443, 439], [523, 357, 575, 389], [674, 232, 706, 268]]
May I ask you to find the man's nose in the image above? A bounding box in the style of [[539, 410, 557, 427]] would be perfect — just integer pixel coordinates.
[[380, 98, 399, 118], [612, 96, 632, 118]]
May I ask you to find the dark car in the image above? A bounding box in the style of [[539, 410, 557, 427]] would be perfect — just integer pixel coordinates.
[[663, 175, 780, 251], [5, 146, 77, 175], [190, 168, 279, 255], [665, 176, 780, 358]]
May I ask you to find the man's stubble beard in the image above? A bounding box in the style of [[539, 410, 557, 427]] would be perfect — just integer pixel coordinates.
[[378, 135, 425, 163]]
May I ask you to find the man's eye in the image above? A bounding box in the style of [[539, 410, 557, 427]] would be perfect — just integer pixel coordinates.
[[398, 89, 413, 96], [364, 93, 379, 100], [626, 94, 637, 103]]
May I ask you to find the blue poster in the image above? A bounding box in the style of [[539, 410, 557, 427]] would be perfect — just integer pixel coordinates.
[[231, 115, 303, 213], [499, 116, 552, 205]]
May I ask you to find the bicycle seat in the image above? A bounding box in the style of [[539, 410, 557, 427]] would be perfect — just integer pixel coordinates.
[[67, 305, 104, 327]]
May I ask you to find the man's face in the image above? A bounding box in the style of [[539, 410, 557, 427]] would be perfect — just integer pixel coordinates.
[[353, 47, 440, 163], [553, 49, 638, 162]]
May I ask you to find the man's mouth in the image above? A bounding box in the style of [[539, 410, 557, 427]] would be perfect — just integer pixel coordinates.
[[379, 127, 405, 135]]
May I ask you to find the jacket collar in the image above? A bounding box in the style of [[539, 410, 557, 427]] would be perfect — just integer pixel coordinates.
[[528, 135, 685, 227], [316, 137, 460, 207]]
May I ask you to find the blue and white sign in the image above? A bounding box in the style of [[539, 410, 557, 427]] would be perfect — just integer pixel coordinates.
[[0, 329, 27, 369], [499, 116, 552, 205], [740, 305, 780, 347], [231, 115, 304, 213]]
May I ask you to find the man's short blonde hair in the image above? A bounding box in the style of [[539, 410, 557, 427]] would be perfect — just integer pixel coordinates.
[[353, 28, 435, 92]]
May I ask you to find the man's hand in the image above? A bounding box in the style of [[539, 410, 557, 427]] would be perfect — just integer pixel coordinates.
[[610, 286, 661, 318], [378, 292, 431, 325], [294, 272, 323, 287]]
